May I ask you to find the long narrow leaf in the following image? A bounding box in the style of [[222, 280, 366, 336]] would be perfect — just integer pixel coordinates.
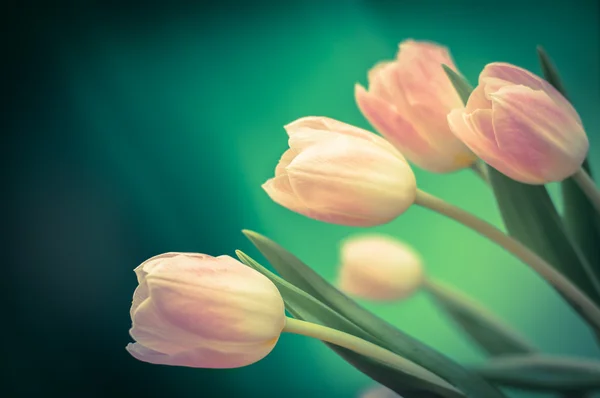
[[242, 230, 506, 398], [425, 279, 537, 357], [537, 46, 600, 283], [473, 355, 600, 392], [236, 251, 464, 398]]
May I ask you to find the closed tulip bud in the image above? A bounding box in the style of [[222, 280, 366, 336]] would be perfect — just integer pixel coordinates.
[[355, 39, 476, 173], [127, 252, 286, 368], [448, 62, 588, 184], [360, 386, 402, 398], [263, 116, 417, 227], [337, 235, 424, 301]]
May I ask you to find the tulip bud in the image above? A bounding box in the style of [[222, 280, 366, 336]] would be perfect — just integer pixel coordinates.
[[360, 385, 402, 398], [355, 39, 476, 173], [448, 62, 588, 184], [263, 116, 417, 227], [127, 252, 286, 368], [337, 235, 424, 301]]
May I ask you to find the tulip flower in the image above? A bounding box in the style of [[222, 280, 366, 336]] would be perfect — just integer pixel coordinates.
[[263, 116, 417, 227], [337, 235, 424, 301], [448, 62, 588, 184], [127, 252, 286, 368], [355, 39, 477, 173], [360, 385, 402, 398]]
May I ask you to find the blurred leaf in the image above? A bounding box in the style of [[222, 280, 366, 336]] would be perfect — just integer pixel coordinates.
[[536, 46, 568, 95], [443, 67, 600, 307], [537, 46, 600, 284], [442, 64, 473, 104], [425, 279, 537, 357], [236, 251, 465, 398], [473, 355, 600, 392], [242, 230, 506, 398]]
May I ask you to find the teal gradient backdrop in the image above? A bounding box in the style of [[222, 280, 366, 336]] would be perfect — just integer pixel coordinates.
[[4, 1, 599, 397]]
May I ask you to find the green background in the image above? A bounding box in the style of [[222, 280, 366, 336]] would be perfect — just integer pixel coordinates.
[[4, 1, 599, 397]]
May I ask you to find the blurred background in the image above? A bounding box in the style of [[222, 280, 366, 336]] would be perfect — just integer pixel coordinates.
[[3, 0, 600, 397]]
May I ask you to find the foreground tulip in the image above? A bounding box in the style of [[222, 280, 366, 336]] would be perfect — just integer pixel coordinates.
[[448, 62, 588, 184], [263, 117, 417, 226], [355, 39, 476, 173], [337, 235, 424, 301], [127, 252, 286, 368]]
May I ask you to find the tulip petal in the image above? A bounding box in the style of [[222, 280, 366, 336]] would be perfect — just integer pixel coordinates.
[[338, 235, 424, 301], [130, 298, 200, 354], [481, 62, 581, 125], [355, 84, 432, 163], [466, 84, 492, 113], [146, 254, 286, 343], [274, 149, 298, 177], [127, 337, 278, 369], [262, 176, 310, 215], [489, 85, 587, 182], [396, 40, 462, 111], [286, 116, 399, 156], [285, 136, 416, 226]]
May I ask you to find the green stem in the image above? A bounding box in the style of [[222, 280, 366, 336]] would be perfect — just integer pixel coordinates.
[[282, 317, 458, 392], [572, 167, 600, 215], [415, 189, 600, 332]]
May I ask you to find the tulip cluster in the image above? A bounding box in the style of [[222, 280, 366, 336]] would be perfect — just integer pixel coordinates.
[[125, 37, 600, 398]]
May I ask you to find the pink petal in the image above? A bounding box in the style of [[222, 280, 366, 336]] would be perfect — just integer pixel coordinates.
[[126, 337, 278, 369], [481, 62, 582, 125], [147, 255, 285, 343], [489, 85, 587, 182], [355, 84, 431, 162]]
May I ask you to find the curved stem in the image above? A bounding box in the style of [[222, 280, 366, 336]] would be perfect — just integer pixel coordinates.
[[282, 317, 458, 391], [415, 189, 600, 332], [572, 168, 600, 215]]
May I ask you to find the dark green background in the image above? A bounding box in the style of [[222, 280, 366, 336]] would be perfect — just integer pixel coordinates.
[[3, 1, 599, 397]]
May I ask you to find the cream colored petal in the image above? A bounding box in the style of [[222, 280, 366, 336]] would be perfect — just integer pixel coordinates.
[[147, 254, 286, 343], [127, 334, 279, 369], [262, 175, 310, 215], [286, 137, 416, 226], [130, 298, 200, 355], [338, 235, 424, 301]]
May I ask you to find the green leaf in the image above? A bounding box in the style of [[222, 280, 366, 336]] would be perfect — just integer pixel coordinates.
[[441, 65, 473, 104], [425, 279, 537, 357], [443, 67, 600, 307], [242, 230, 506, 398], [236, 250, 464, 398], [473, 355, 600, 392], [487, 170, 600, 305], [537, 46, 600, 286]]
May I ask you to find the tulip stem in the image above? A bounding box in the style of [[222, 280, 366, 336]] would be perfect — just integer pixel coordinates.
[[282, 317, 457, 390], [414, 189, 600, 332], [572, 168, 600, 215]]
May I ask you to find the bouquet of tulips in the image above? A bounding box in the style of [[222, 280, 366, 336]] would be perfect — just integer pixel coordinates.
[[125, 40, 600, 398]]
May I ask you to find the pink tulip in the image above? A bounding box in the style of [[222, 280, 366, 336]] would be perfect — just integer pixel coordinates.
[[263, 117, 417, 227], [448, 62, 588, 184], [337, 235, 424, 301], [127, 253, 285, 368], [355, 39, 476, 173]]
